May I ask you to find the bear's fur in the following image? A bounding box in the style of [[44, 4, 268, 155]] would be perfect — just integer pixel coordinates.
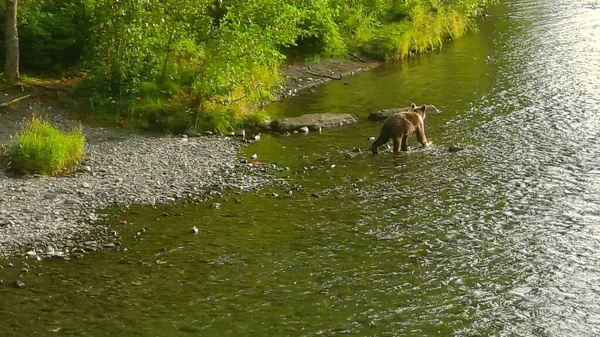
[[371, 103, 429, 154]]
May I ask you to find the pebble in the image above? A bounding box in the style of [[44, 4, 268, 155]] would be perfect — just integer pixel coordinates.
[[25, 251, 37, 259]]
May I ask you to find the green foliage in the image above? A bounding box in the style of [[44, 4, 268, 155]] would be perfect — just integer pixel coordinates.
[[78, 0, 303, 134], [0, 0, 90, 74], [284, 0, 347, 59], [3, 0, 496, 133], [7, 115, 85, 176]]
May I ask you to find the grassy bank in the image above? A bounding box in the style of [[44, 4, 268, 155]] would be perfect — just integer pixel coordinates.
[[1, 0, 497, 134]]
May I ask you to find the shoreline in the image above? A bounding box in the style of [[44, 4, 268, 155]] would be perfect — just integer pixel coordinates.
[[0, 135, 286, 259], [0, 57, 378, 260], [268, 58, 383, 104]]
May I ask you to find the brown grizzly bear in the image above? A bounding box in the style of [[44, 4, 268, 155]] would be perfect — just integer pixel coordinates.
[[371, 103, 429, 154]]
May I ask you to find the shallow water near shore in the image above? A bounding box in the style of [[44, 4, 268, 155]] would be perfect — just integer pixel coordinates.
[[2, 0, 600, 336]]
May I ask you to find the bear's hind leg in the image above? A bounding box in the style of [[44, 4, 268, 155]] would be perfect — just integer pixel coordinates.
[[401, 135, 409, 151], [371, 136, 390, 154], [393, 138, 402, 153]]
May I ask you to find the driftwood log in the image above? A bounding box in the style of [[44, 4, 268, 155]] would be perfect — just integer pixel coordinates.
[[0, 94, 31, 111]]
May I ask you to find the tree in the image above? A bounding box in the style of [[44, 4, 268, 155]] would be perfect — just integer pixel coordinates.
[[4, 0, 19, 80]]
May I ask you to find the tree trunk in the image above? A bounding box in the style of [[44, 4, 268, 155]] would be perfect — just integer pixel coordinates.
[[4, 0, 19, 80]]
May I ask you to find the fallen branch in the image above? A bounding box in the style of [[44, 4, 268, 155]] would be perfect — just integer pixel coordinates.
[[347, 51, 368, 63], [306, 71, 342, 81], [29, 83, 68, 92], [0, 94, 31, 108]]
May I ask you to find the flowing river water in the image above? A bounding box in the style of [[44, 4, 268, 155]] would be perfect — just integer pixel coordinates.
[[1, 1, 600, 336]]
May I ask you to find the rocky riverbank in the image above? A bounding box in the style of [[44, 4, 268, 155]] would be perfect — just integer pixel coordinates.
[[0, 57, 378, 260], [0, 134, 285, 259]]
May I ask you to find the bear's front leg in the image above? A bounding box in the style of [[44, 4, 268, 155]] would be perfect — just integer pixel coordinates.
[[416, 130, 428, 148]]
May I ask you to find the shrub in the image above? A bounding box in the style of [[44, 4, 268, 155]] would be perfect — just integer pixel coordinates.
[[7, 116, 85, 176]]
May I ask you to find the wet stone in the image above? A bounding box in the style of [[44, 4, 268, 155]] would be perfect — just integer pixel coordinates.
[[367, 105, 441, 121], [263, 113, 358, 133], [25, 251, 36, 258], [448, 145, 466, 153]]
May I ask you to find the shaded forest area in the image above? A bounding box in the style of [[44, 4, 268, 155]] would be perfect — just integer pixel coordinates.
[[1, 0, 496, 134]]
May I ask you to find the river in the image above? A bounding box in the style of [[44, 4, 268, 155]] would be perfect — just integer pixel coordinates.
[[1, 0, 600, 336]]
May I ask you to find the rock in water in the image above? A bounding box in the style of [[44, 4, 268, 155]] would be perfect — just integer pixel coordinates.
[[368, 105, 441, 121], [262, 113, 358, 133], [448, 145, 465, 153]]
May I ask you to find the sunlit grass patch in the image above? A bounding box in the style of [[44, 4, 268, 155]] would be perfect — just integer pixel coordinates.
[[7, 115, 85, 176], [357, 5, 474, 61]]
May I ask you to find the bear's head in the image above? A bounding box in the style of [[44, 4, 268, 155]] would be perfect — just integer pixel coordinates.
[[409, 103, 428, 118]]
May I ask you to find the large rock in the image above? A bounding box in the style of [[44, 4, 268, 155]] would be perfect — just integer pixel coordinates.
[[368, 105, 440, 121], [262, 113, 358, 132]]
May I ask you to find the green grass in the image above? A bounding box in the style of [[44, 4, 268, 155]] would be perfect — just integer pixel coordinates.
[[7, 115, 85, 176], [356, 7, 474, 61]]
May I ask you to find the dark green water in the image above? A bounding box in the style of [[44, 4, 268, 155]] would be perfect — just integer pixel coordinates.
[[2, 1, 600, 336]]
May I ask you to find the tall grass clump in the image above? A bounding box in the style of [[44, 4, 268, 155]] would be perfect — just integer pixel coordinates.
[[357, 3, 477, 61], [7, 115, 85, 176]]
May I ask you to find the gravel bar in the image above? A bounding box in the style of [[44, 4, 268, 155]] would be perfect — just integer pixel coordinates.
[[0, 135, 279, 259]]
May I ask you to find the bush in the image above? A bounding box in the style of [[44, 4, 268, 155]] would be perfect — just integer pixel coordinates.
[[7, 116, 85, 176]]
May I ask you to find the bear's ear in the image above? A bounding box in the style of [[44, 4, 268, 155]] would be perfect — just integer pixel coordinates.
[[421, 105, 427, 111], [410, 103, 416, 110]]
